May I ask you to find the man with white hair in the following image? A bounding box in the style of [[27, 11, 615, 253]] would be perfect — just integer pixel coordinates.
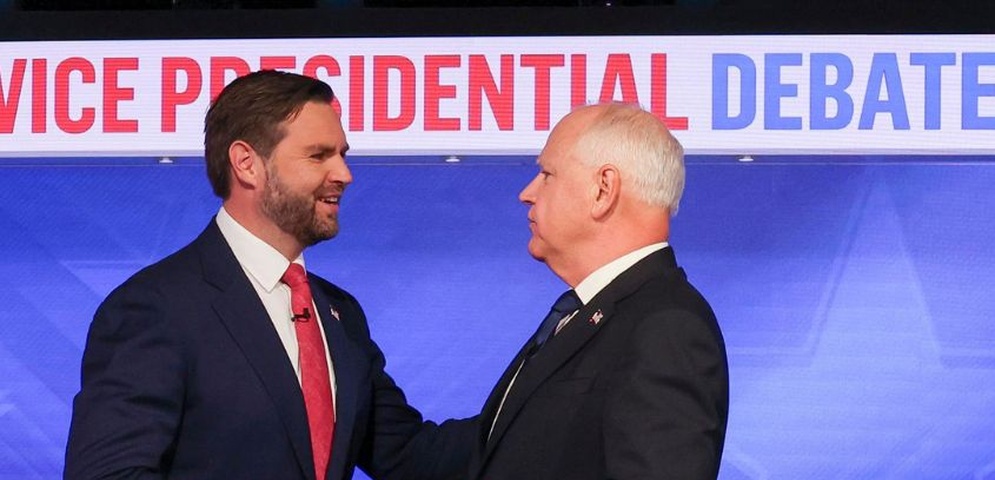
[[468, 102, 729, 480]]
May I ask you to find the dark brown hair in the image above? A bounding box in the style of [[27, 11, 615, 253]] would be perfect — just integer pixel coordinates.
[[204, 70, 334, 199]]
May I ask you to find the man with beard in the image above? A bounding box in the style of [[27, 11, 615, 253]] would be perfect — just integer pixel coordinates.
[[65, 70, 474, 480]]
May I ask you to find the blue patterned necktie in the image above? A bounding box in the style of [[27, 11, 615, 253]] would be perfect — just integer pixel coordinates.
[[530, 290, 582, 355]]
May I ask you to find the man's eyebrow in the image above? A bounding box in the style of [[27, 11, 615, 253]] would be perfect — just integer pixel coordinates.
[[305, 143, 349, 155]]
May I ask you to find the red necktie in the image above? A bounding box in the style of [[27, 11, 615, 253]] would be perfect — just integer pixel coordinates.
[[281, 264, 334, 480]]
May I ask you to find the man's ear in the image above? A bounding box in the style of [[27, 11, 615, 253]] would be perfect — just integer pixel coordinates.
[[592, 164, 621, 220], [228, 140, 263, 189]]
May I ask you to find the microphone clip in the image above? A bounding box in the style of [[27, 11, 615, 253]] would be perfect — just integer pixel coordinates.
[[291, 308, 312, 322]]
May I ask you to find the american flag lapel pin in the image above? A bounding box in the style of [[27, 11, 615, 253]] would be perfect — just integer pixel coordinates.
[[329, 305, 341, 321], [590, 309, 604, 325]]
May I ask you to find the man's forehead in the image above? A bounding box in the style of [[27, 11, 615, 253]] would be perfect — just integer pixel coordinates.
[[538, 126, 580, 163], [535, 145, 557, 167]]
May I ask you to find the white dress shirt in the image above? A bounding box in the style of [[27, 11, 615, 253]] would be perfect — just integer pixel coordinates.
[[556, 242, 668, 333], [215, 207, 337, 408]]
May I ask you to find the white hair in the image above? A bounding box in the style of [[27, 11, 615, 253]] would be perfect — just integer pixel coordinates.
[[574, 103, 685, 215]]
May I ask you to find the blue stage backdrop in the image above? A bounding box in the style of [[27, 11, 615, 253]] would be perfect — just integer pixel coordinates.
[[0, 154, 993, 479]]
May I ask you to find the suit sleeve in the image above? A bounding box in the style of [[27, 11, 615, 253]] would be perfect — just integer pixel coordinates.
[[64, 280, 185, 480], [603, 309, 728, 480], [365, 353, 478, 480], [338, 294, 477, 480]]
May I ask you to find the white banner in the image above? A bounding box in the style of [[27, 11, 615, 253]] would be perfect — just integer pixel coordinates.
[[1, 34, 993, 157]]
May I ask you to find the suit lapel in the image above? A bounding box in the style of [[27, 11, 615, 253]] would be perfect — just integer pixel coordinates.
[[198, 222, 314, 479], [310, 284, 363, 480], [477, 339, 534, 450], [482, 300, 617, 460], [479, 247, 682, 468]]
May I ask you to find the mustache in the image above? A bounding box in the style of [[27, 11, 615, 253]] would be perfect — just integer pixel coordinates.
[[316, 182, 347, 197]]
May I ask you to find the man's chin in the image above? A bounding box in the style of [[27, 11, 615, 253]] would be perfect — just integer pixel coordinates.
[[526, 240, 546, 262], [302, 223, 339, 246]]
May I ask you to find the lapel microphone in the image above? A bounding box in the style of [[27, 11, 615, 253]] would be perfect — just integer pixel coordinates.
[[292, 308, 312, 322]]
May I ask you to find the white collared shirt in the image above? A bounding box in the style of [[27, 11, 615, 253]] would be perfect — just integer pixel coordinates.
[[555, 242, 668, 333], [215, 207, 337, 407]]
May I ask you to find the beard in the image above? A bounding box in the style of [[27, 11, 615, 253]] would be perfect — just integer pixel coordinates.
[[260, 166, 340, 248]]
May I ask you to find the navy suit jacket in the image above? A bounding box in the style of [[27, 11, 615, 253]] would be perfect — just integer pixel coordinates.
[[65, 220, 473, 480], [469, 247, 729, 480]]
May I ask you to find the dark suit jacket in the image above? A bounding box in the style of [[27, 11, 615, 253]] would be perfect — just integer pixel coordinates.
[[65, 220, 473, 480], [469, 247, 729, 480]]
